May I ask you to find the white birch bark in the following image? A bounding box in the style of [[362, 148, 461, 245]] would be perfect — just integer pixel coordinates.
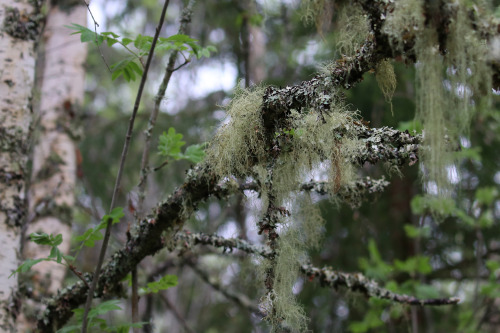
[[0, 0, 38, 330], [24, 4, 87, 297]]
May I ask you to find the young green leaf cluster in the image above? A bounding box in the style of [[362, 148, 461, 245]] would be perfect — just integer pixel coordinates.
[[157, 127, 206, 164], [65, 24, 216, 82]]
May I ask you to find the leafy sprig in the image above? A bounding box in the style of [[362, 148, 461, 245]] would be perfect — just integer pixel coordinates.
[[65, 24, 216, 82], [158, 127, 206, 164]]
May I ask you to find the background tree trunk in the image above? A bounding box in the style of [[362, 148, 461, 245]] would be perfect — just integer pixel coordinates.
[[0, 0, 40, 330], [24, 0, 87, 297]]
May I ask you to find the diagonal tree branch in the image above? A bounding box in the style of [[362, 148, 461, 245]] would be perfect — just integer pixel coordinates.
[[38, 126, 422, 330]]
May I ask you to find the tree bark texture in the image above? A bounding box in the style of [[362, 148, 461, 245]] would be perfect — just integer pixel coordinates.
[[0, 0, 40, 330], [25, 1, 87, 298]]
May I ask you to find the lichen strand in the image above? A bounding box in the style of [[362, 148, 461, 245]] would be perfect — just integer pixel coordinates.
[[375, 59, 397, 114], [205, 86, 266, 179], [262, 196, 324, 332], [336, 4, 371, 57], [382, 0, 424, 52], [383, 0, 492, 194], [300, 0, 329, 31], [445, 0, 491, 131], [416, 30, 451, 194], [272, 101, 359, 201]]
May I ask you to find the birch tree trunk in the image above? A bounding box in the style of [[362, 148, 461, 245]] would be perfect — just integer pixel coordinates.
[[23, 2, 87, 299], [0, 0, 40, 330]]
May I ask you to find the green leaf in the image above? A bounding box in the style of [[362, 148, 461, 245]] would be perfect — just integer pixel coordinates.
[[105, 207, 125, 224], [110, 59, 142, 82], [75, 226, 104, 248], [158, 128, 186, 159], [394, 256, 432, 275], [410, 195, 425, 214], [475, 187, 498, 206], [183, 143, 206, 163], [141, 274, 178, 294], [89, 300, 122, 317], [106, 38, 119, 47], [30, 232, 52, 245], [9, 258, 45, 277], [134, 34, 153, 51], [101, 31, 120, 38], [122, 37, 133, 46], [161, 34, 198, 43], [397, 119, 423, 133]]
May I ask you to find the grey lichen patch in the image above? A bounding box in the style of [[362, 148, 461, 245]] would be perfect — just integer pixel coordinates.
[[3, 7, 42, 41], [375, 59, 397, 114], [32, 199, 73, 224], [35, 152, 65, 180], [205, 85, 267, 179]]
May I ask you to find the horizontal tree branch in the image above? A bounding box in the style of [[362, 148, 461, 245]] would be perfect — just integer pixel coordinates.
[[179, 233, 461, 307], [300, 264, 460, 306]]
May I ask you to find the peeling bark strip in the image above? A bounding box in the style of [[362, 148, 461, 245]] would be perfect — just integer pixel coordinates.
[[0, 0, 40, 330]]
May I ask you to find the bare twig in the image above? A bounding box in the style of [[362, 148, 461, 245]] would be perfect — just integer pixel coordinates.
[[132, 1, 196, 328], [158, 293, 196, 333], [81, 0, 172, 331], [81, 0, 111, 72], [187, 261, 263, 316]]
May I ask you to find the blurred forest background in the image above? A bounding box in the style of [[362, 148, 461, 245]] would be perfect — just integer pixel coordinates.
[[15, 0, 500, 332]]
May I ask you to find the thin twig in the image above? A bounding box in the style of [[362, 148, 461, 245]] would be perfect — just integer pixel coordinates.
[[159, 294, 196, 333], [81, 0, 111, 72], [187, 261, 263, 316], [80, 0, 172, 331], [132, 1, 196, 329]]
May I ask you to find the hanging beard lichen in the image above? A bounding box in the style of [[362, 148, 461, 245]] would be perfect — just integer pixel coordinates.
[[300, 0, 333, 34], [205, 85, 266, 179], [415, 30, 452, 194], [336, 4, 371, 57], [382, 0, 492, 195], [259, 196, 325, 332], [271, 94, 360, 203], [375, 59, 397, 115]]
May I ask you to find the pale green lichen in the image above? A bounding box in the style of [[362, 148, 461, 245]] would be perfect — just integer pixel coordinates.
[[375, 59, 397, 115], [272, 99, 359, 202], [383, 0, 492, 195], [382, 0, 425, 51], [445, 0, 491, 132], [205, 85, 266, 179], [300, 0, 328, 30], [259, 196, 325, 332], [336, 4, 370, 56]]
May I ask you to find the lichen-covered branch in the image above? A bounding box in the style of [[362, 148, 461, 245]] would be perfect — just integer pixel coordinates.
[[300, 177, 390, 207], [37, 165, 219, 330], [38, 126, 422, 330], [300, 264, 460, 306], [175, 234, 460, 307], [173, 231, 272, 258], [175, 233, 461, 307]]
